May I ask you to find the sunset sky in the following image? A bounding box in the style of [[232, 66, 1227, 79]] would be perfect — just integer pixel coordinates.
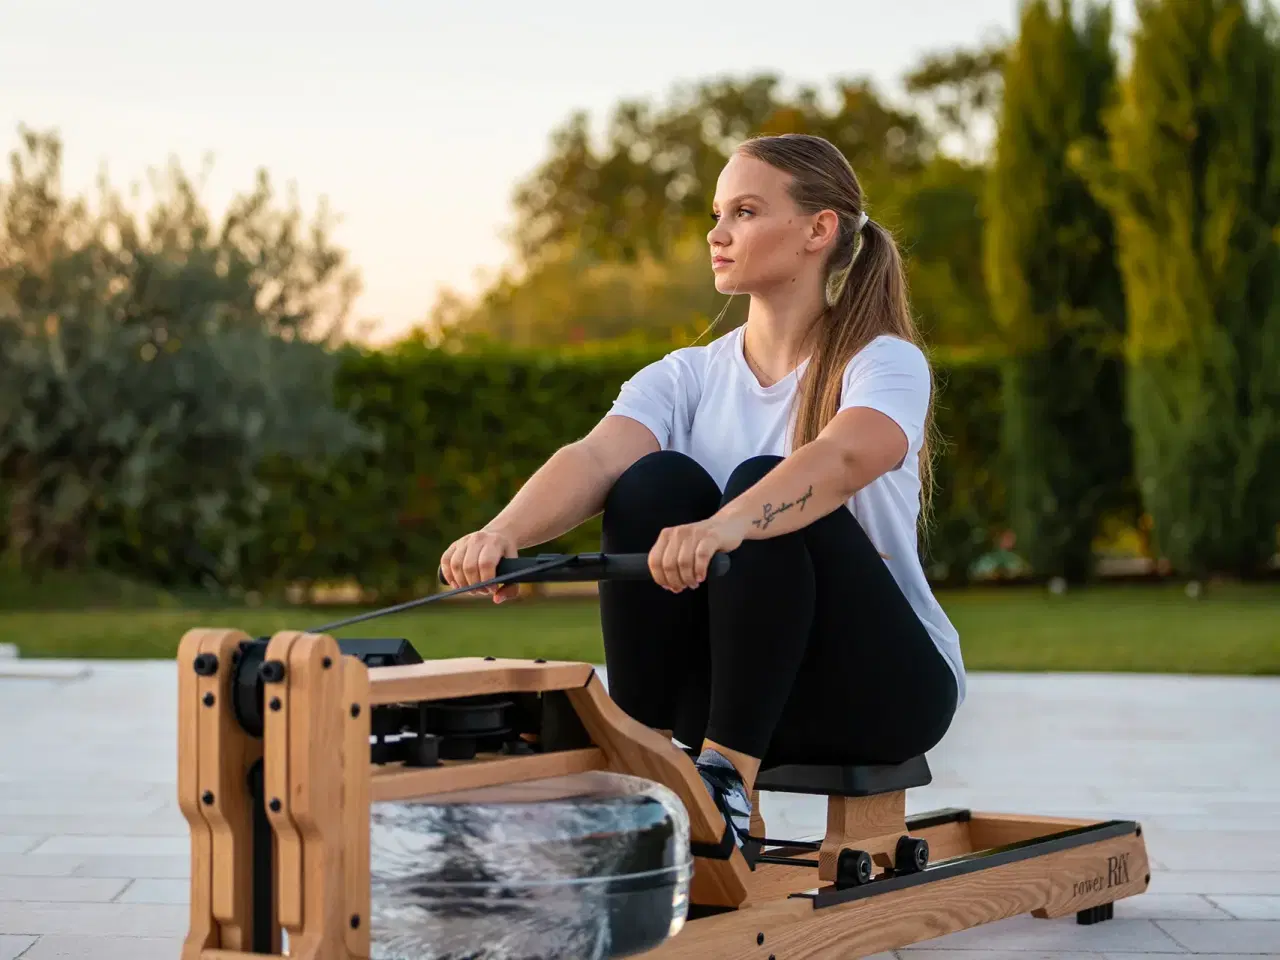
[[3, 0, 1137, 342]]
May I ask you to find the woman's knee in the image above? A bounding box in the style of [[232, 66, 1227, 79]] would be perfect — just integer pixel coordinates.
[[721, 454, 784, 504], [602, 451, 720, 540]]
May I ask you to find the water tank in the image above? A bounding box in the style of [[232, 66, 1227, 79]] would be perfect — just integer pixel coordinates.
[[370, 769, 693, 959]]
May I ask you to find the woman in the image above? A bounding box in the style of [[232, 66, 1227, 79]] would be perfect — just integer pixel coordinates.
[[440, 133, 964, 852]]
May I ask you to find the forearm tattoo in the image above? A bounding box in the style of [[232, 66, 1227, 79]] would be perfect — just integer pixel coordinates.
[[752, 484, 814, 530]]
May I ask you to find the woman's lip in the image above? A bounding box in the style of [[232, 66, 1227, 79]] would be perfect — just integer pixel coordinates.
[[712, 257, 734, 265]]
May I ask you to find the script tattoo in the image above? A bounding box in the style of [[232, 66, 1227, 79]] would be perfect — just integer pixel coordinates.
[[752, 485, 814, 530]]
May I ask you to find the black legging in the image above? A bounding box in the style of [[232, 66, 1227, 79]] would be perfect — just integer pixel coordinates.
[[598, 450, 958, 767]]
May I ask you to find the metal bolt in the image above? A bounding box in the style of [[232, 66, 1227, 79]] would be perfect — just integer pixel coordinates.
[[202, 692, 215, 707], [322, 656, 332, 669], [269, 798, 281, 813], [534, 658, 546, 664], [193, 653, 219, 676], [757, 933, 764, 945], [269, 697, 282, 712], [483, 656, 496, 661], [350, 704, 361, 718], [202, 791, 214, 805], [350, 914, 361, 930]]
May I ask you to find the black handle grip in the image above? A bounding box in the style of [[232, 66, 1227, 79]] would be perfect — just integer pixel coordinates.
[[437, 551, 730, 585]]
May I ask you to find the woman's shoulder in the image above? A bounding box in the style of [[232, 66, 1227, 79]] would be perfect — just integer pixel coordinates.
[[651, 325, 742, 376], [845, 334, 929, 374]]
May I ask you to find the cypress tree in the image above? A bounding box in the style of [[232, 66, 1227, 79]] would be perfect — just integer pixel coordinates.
[[1076, 0, 1280, 576], [985, 0, 1132, 583]]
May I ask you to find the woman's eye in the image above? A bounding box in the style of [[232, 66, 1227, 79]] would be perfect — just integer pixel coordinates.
[[737, 207, 754, 217]]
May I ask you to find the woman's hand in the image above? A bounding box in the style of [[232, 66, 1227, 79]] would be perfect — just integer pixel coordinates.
[[440, 528, 520, 603], [648, 513, 749, 591]]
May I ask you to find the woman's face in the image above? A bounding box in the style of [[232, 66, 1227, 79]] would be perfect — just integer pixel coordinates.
[[706, 152, 837, 296]]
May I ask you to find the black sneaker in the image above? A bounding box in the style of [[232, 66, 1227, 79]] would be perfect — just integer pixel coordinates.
[[693, 748, 753, 851]]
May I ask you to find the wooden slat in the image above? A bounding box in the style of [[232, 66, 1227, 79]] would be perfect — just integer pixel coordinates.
[[368, 657, 593, 706], [819, 790, 907, 880], [200, 630, 258, 952], [342, 657, 371, 959], [370, 747, 608, 802], [178, 630, 219, 960], [644, 829, 1150, 958], [968, 812, 1100, 851], [565, 674, 750, 908], [283, 633, 347, 960], [262, 631, 302, 932]]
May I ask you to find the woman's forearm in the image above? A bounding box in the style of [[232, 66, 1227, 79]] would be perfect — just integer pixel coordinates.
[[715, 437, 863, 539], [481, 442, 612, 549]]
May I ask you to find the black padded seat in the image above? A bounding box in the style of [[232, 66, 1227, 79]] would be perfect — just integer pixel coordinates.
[[754, 754, 932, 797]]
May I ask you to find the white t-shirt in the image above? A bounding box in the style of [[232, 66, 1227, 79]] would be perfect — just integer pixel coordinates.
[[605, 323, 965, 704]]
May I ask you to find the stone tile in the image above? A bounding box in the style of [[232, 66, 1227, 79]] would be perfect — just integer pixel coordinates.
[[1207, 896, 1280, 920], [0, 813, 186, 838], [0, 935, 36, 960], [1153, 871, 1280, 895], [900, 949, 1100, 957], [27, 836, 187, 857], [0, 855, 80, 878], [1156, 919, 1280, 953], [115, 878, 188, 904], [18, 936, 183, 959], [71, 855, 187, 879], [0, 877, 129, 903], [0, 837, 41, 855], [0, 901, 188, 937], [900, 914, 1187, 953], [1141, 827, 1280, 872], [1108, 893, 1235, 920]]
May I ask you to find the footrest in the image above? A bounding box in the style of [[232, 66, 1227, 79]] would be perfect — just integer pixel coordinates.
[[755, 755, 932, 797]]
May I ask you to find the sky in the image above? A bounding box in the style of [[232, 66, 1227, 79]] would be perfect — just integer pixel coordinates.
[[3, 0, 1138, 343]]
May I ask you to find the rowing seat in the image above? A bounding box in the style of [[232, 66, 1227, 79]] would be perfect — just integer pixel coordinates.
[[752, 755, 933, 881]]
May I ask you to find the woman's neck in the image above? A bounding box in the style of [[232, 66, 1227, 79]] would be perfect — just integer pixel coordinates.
[[742, 284, 827, 386]]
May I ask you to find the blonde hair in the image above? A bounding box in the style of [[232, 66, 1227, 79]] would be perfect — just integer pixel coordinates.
[[736, 133, 938, 528]]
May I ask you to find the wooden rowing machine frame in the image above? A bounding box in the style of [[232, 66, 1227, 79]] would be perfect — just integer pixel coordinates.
[[178, 628, 1150, 960]]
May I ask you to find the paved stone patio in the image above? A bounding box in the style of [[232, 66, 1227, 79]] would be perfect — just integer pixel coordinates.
[[0, 659, 1277, 958]]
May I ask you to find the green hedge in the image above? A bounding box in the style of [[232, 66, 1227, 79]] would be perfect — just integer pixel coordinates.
[[242, 341, 1007, 598]]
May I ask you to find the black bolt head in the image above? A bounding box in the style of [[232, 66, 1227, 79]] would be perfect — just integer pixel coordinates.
[[350, 704, 361, 718], [202, 791, 214, 805], [269, 697, 282, 712], [350, 914, 360, 930], [269, 798, 281, 813], [202, 692, 215, 707], [322, 656, 332, 669], [193, 653, 219, 676], [757, 932, 764, 945], [260, 660, 286, 683]]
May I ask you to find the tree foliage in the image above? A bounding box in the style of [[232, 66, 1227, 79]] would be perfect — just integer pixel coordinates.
[[984, 0, 1134, 582], [0, 127, 373, 585], [1074, 0, 1280, 576]]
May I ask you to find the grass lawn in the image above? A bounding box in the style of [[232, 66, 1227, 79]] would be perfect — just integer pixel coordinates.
[[4, 580, 1278, 675]]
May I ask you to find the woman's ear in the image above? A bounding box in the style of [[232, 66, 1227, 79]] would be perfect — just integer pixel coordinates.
[[805, 209, 841, 254]]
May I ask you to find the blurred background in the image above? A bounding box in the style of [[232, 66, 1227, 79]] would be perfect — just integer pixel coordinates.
[[1, 0, 1277, 675]]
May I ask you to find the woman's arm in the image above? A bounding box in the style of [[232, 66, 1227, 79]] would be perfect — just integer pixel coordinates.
[[717, 406, 907, 539], [442, 415, 660, 599], [484, 415, 660, 548], [645, 406, 907, 590]]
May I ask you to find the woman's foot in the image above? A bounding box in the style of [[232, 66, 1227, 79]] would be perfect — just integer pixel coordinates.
[[694, 747, 753, 850]]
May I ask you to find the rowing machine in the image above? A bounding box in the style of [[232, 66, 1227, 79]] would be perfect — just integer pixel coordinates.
[[177, 551, 1150, 959]]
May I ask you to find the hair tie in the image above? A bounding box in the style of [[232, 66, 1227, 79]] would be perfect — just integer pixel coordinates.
[[856, 210, 869, 232]]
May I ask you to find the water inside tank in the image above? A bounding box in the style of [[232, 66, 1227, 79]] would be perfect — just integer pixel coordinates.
[[370, 769, 693, 959]]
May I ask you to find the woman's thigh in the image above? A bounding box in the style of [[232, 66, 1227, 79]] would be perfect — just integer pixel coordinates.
[[763, 503, 958, 767]]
